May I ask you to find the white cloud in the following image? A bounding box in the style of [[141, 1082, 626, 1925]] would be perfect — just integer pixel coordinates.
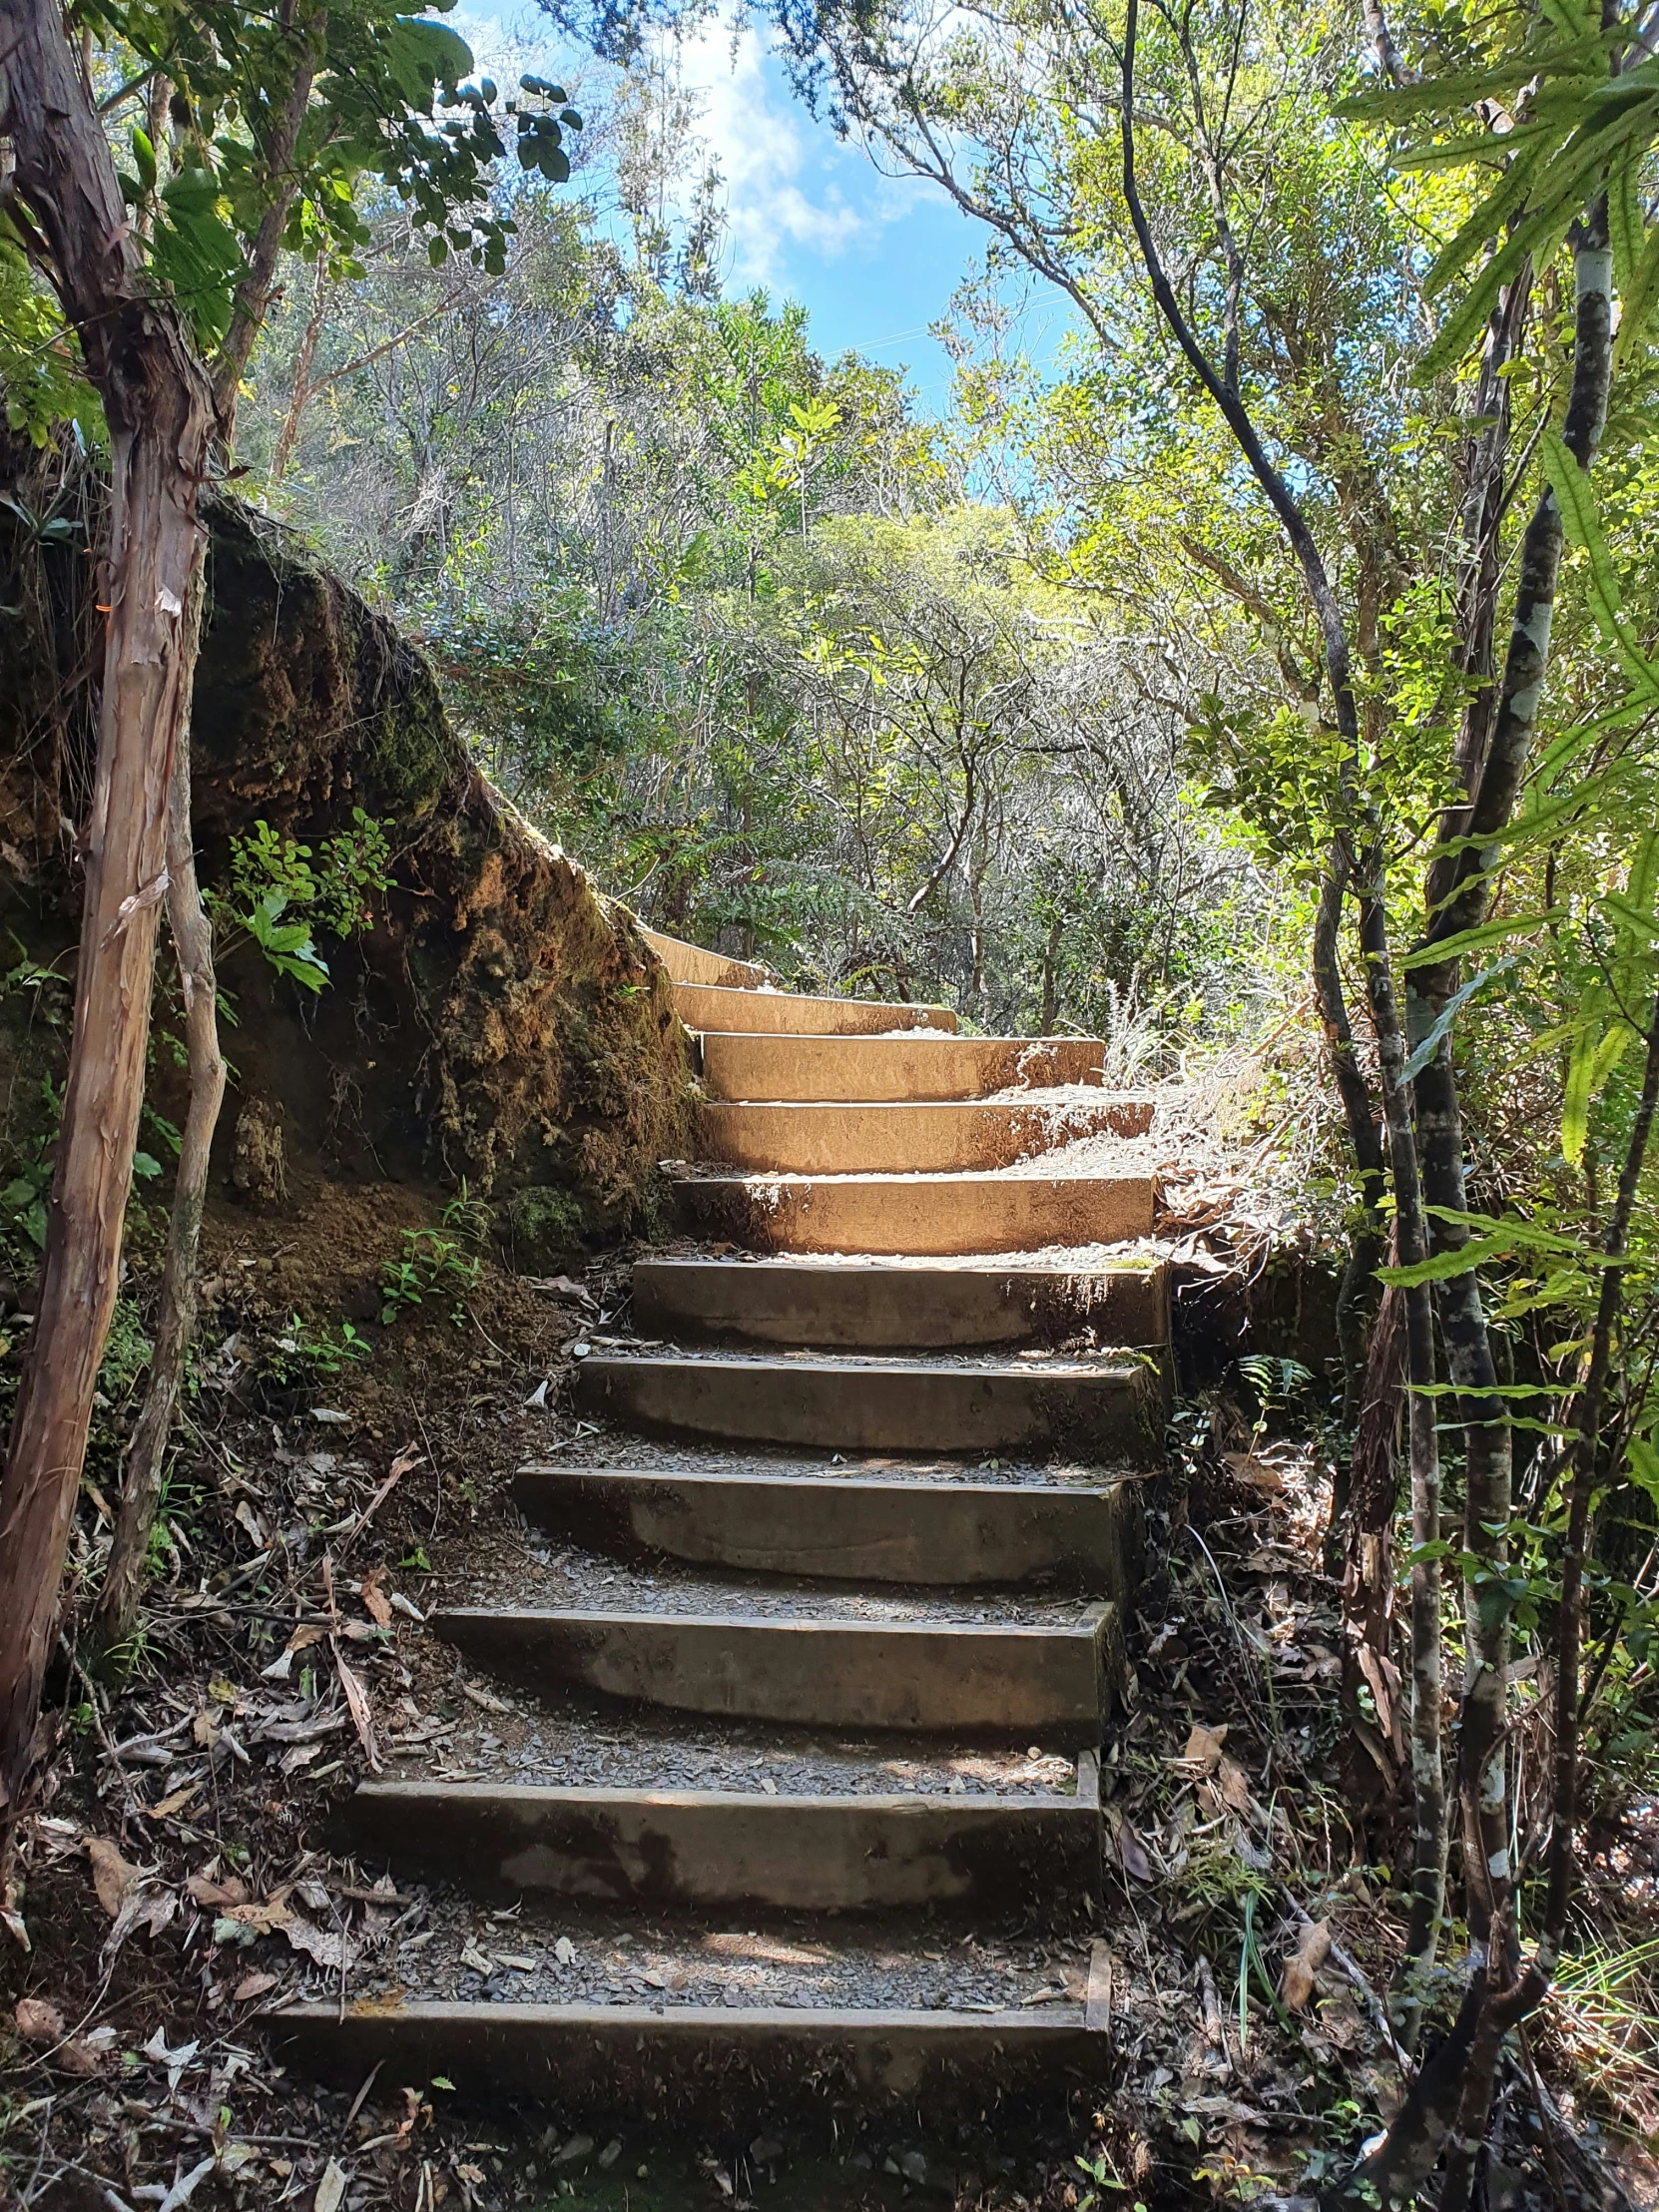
[[448, 3, 928, 295], [674, 21, 866, 284]]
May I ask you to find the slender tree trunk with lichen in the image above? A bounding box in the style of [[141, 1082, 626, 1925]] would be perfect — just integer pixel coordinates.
[[1344, 202, 1616, 2212], [1356, 868, 1444, 2050]]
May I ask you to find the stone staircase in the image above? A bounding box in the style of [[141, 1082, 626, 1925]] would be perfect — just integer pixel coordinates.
[[281, 929, 1169, 2117]]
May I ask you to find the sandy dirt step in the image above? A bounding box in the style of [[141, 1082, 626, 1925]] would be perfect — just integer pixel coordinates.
[[342, 1752, 1101, 1912], [671, 1171, 1154, 1254], [639, 924, 773, 990], [674, 981, 956, 1037], [431, 1602, 1122, 1742], [632, 1251, 1169, 1349], [698, 1031, 1106, 1103], [572, 1348, 1164, 1454], [697, 1095, 1152, 1176], [513, 1463, 1143, 1591]]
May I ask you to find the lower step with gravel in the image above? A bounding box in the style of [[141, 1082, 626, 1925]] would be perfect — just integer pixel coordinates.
[[513, 1464, 1142, 1590], [276, 1995, 1102, 2108], [432, 1604, 1121, 1742], [343, 1756, 1101, 1913], [572, 1351, 1163, 1453]]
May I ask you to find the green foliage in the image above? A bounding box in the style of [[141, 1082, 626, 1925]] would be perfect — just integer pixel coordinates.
[[378, 1228, 480, 1325], [213, 810, 393, 992], [102, 3, 583, 341], [259, 1313, 372, 1395], [0, 242, 103, 445]]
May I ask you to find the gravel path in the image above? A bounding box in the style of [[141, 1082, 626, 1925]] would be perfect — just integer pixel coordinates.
[[387, 1650, 1085, 1800], [321, 1896, 1092, 2014], [520, 1431, 1144, 1488], [446, 1540, 1102, 1625]]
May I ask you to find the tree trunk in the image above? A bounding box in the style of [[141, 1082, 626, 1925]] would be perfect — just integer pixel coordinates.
[[1357, 871, 1445, 2049], [0, 1, 216, 1840], [92, 563, 226, 1658], [1404, 210, 1612, 1998]]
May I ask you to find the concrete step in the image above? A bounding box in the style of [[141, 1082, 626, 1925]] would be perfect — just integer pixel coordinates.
[[696, 1095, 1152, 1175], [699, 1031, 1105, 1102], [432, 1603, 1120, 1742], [632, 1253, 1169, 1349], [572, 1350, 1163, 1454], [671, 1171, 1154, 1255], [674, 981, 955, 1037], [277, 1994, 1100, 2108], [342, 1754, 1101, 1913], [639, 924, 773, 990], [514, 1463, 1142, 1590]]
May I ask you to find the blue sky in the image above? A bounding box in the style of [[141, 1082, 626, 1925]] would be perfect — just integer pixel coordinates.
[[451, 7, 993, 413]]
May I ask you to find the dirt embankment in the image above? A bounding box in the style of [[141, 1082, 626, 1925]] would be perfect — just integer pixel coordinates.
[[0, 458, 693, 1261]]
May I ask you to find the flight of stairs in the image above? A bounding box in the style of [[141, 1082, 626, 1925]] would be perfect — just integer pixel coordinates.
[[280, 928, 1169, 2117]]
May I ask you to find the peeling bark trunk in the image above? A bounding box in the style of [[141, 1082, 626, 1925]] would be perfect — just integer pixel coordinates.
[[83, 6, 316, 1661], [93, 563, 225, 1658], [0, 1, 216, 1837]]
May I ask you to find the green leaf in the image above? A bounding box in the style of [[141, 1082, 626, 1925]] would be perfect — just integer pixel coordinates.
[[131, 1150, 163, 1180], [1419, 146, 1546, 296], [1335, 34, 1604, 124], [1561, 997, 1603, 1164], [1399, 956, 1515, 1081], [130, 126, 157, 197], [1380, 1233, 1513, 1287], [1541, 428, 1659, 702], [1616, 221, 1659, 366], [1609, 139, 1647, 302], [152, 168, 245, 351], [1404, 909, 1566, 968], [384, 17, 474, 106]]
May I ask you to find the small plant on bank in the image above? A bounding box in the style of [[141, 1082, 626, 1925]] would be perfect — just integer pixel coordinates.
[[259, 1314, 372, 1398], [379, 1228, 482, 1325], [211, 812, 395, 995]]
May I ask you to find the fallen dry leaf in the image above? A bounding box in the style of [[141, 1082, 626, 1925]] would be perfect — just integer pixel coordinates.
[[14, 1996, 64, 2042], [460, 1680, 511, 1716], [57, 2033, 111, 2075], [1178, 1722, 1228, 1775], [1217, 1755, 1253, 1815], [1113, 1819, 1153, 1884], [359, 1570, 392, 1630], [333, 1647, 380, 1772], [314, 2156, 349, 2212], [187, 1872, 250, 1910], [225, 1897, 295, 1936], [87, 1836, 143, 1918], [233, 1970, 279, 2002], [148, 1780, 204, 1821], [1282, 1919, 1332, 2011], [1223, 1451, 1286, 1493]]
